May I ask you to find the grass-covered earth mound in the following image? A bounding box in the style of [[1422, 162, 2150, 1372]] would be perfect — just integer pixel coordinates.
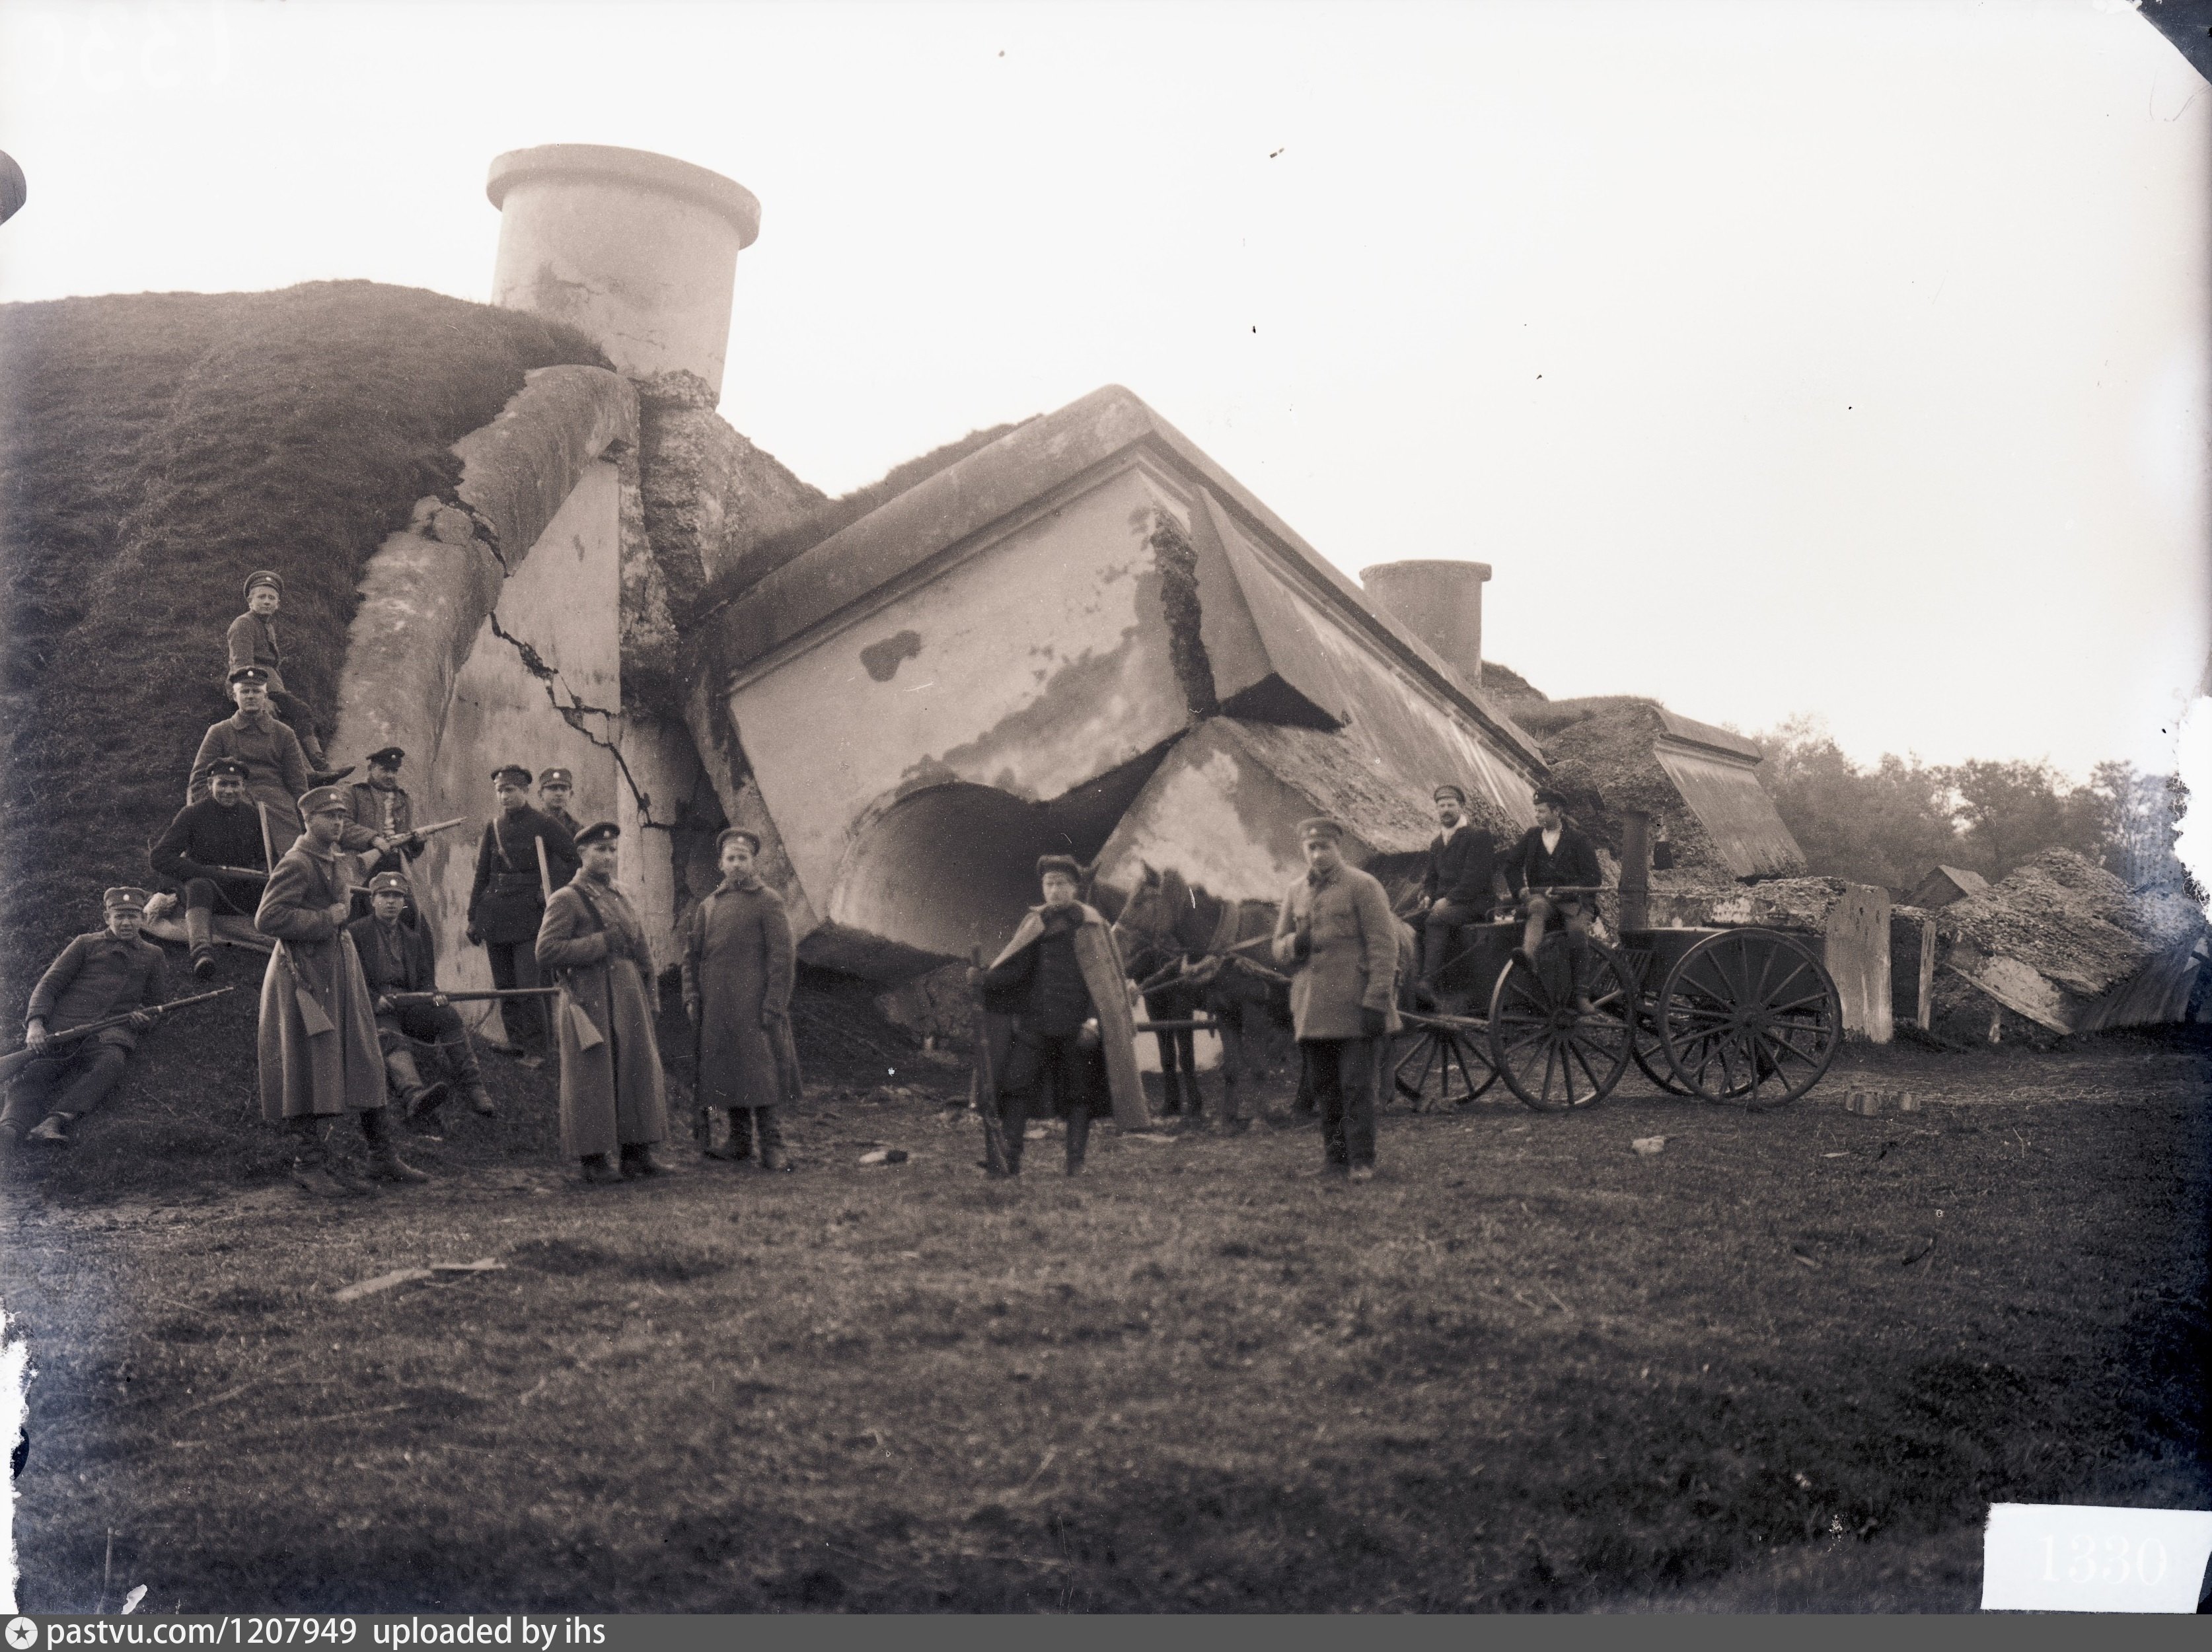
[[0, 281, 606, 1024]]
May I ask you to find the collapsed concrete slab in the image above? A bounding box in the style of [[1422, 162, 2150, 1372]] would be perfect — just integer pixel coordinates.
[[686, 385, 1547, 978]]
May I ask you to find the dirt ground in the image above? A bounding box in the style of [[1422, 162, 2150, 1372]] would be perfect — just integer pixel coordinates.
[[1, 1032, 2205, 1613]]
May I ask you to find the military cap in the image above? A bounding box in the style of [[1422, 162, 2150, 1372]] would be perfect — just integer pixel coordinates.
[[227, 664, 273, 686], [298, 785, 350, 816], [490, 764, 533, 788], [1433, 783, 1467, 804], [366, 746, 405, 770], [102, 886, 151, 913], [243, 570, 283, 598], [718, 826, 762, 854], [574, 820, 620, 848], [203, 757, 250, 779], [1296, 817, 1345, 845], [538, 768, 575, 788], [365, 870, 411, 896], [1035, 854, 1084, 882], [1532, 787, 1569, 809]]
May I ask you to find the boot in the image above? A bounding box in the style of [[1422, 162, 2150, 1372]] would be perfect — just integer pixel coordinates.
[[1064, 1110, 1091, 1176], [620, 1143, 671, 1178], [185, 905, 217, 980], [383, 1047, 447, 1124], [362, 1109, 429, 1184], [289, 1128, 346, 1200], [756, 1107, 791, 1173], [0, 1121, 20, 1170], [437, 1037, 494, 1116], [324, 1126, 379, 1198], [703, 1106, 754, 1162], [25, 1113, 70, 1145], [579, 1153, 624, 1186], [463, 1082, 496, 1117]]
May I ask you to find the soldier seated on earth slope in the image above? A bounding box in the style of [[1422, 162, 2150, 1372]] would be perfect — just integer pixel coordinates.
[[149, 756, 270, 980], [223, 569, 351, 787], [346, 868, 496, 1126], [0, 886, 167, 1165]]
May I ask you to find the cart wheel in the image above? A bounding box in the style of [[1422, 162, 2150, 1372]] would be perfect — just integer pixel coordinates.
[[1631, 1012, 1702, 1095], [1486, 935, 1634, 1112], [1655, 927, 1841, 1108], [1391, 1019, 1498, 1110]]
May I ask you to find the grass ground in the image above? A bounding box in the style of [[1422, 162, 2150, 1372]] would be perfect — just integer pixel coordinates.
[[3, 1033, 2204, 1613], [0, 283, 604, 1020]]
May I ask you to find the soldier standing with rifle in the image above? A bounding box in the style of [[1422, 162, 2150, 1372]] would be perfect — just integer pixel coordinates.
[[0, 886, 170, 1162], [346, 869, 498, 1122], [256, 785, 428, 1197], [149, 757, 270, 979], [467, 765, 578, 1069]]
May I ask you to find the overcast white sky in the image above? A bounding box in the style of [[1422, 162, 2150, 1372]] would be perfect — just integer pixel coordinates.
[[1, 0, 2204, 783]]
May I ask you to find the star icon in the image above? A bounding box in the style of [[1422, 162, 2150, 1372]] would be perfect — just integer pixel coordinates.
[[7, 1617, 40, 1650]]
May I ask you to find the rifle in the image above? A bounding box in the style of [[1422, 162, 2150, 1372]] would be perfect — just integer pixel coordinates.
[[207, 865, 270, 883], [387, 816, 466, 851], [1, 987, 235, 1084], [257, 801, 276, 879], [380, 988, 559, 1008], [969, 947, 1010, 1175], [535, 834, 552, 902]]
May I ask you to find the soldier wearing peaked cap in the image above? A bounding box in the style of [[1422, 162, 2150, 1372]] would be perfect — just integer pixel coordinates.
[[255, 786, 427, 1196], [188, 666, 313, 849], [149, 756, 270, 979], [467, 765, 579, 1067], [346, 746, 422, 884], [1272, 817, 1401, 1183], [536, 822, 671, 1184], [0, 887, 168, 1163], [344, 868, 492, 1122], [223, 571, 350, 786], [536, 768, 581, 839]]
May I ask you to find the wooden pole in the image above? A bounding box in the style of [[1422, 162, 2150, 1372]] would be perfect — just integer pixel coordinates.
[[969, 947, 1010, 1175], [1619, 808, 1651, 934]]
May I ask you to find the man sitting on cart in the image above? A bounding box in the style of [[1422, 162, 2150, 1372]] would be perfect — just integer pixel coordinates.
[[1505, 788, 1604, 1014]]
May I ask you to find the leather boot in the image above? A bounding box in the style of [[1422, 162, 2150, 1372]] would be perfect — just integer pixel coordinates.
[[437, 1036, 494, 1115], [756, 1106, 790, 1173], [579, 1153, 624, 1186], [620, 1143, 671, 1178], [185, 904, 217, 980], [289, 1126, 346, 1200], [384, 1047, 447, 1124], [363, 1109, 430, 1184], [704, 1107, 753, 1161]]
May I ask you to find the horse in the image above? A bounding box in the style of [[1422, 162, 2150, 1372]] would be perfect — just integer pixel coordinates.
[[1107, 861, 1424, 1128]]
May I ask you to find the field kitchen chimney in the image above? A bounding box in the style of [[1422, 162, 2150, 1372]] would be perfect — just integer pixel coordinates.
[[1358, 558, 1491, 690], [486, 144, 760, 399]]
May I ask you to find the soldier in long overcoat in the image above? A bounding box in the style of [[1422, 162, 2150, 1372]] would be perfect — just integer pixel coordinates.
[[256, 785, 428, 1197], [971, 855, 1147, 1175], [535, 820, 669, 1185], [682, 827, 803, 1172], [1271, 817, 1401, 1182]]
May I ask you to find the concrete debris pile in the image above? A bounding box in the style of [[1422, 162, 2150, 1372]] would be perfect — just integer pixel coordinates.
[[1929, 849, 2210, 1042]]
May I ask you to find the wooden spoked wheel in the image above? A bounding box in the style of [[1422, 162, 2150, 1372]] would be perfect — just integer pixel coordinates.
[[1390, 1015, 1498, 1110], [1654, 927, 1842, 1108], [1485, 935, 1635, 1112]]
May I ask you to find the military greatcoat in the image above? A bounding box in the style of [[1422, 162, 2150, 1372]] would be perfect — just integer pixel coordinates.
[[981, 902, 1148, 1130], [1271, 861, 1403, 1042], [535, 871, 667, 1159], [680, 875, 802, 1112], [253, 837, 384, 1122]]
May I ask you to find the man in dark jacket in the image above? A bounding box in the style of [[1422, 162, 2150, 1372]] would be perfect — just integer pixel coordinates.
[[346, 747, 424, 881], [536, 768, 581, 839], [223, 569, 349, 785], [347, 869, 492, 1122], [149, 757, 270, 979], [0, 886, 167, 1161], [466, 765, 579, 1067], [1415, 783, 1500, 1005], [1505, 789, 1605, 1011]]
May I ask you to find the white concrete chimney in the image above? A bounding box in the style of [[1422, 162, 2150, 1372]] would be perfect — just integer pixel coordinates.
[[486, 144, 760, 398], [1358, 559, 1491, 689]]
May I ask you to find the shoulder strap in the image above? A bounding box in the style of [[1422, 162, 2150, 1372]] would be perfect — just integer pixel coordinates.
[[566, 879, 608, 935]]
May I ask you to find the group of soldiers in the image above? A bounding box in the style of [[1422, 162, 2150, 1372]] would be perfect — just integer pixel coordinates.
[[0, 571, 802, 1196], [3, 563, 1606, 1191]]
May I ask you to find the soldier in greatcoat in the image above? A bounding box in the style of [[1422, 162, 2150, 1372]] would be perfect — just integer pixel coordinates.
[[466, 765, 579, 1067], [535, 821, 669, 1186], [256, 785, 428, 1198], [969, 854, 1146, 1176], [345, 869, 494, 1123], [682, 827, 803, 1172], [1272, 818, 1401, 1183]]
